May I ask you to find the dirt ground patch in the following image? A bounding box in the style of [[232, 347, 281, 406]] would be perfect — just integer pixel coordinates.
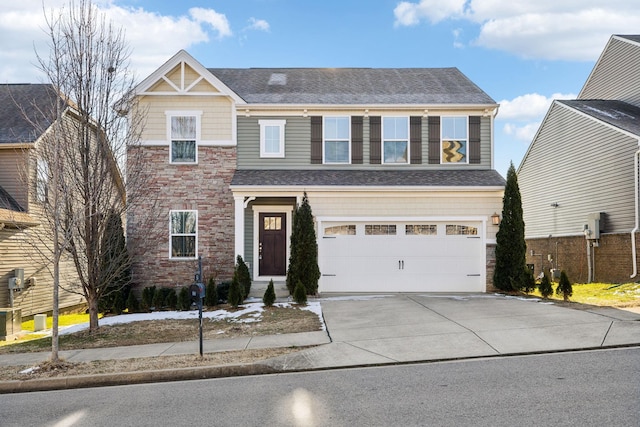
[[0, 305, 323, 382]]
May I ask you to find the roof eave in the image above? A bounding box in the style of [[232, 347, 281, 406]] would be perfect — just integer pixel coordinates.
[[230, 185, 505, 192]]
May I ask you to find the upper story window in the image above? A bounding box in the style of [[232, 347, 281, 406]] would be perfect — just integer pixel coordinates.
[[441, 116, 468, 164], [259, 120, 286, 158], [170, 210, 197, 259], [383, 117, 409, 164], [36, 159, 49, 203], [168, 112, 201, 164], [324, 116, 350, 164]]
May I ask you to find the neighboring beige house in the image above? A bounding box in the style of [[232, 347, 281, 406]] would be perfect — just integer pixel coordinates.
[[0, 84, 84, 317], [519, 35, 640, 283], [127, 50, 505, 294]]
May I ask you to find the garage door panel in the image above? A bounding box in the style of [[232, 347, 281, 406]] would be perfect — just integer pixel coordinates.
[[319, 220, 485, 293]]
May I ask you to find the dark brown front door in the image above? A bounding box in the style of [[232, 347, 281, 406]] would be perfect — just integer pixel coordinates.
[[259, 213, 287, 276]]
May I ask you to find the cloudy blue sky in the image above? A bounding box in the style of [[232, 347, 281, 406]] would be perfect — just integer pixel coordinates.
[[2, 0, 639, 176]]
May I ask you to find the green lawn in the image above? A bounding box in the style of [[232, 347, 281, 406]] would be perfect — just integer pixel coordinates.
[[529, 282, 640, 307]]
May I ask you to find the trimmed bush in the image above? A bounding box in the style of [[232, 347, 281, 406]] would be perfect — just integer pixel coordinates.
[[177, 286, 190, 311], [293, 280, 307, 305], [126, 291, 139, 313], [141, 286, 156, 312], [523, 268, 536, 294], [216, 281, 230, 303], [165, 289, 178, 310], [228, 273, 243, 308], [538, 273, 553, 299], [205, 277, 218, 307], [263, 279, 276, 307], [112, 291, 125, 315], [556, 270, 573, 301], [236, 255, 252, 299]]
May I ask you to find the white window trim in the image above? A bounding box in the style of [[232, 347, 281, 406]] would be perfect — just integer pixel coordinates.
[[382, 116, 410, 165], [259, 119, 286, 158], [440, 115, 469, 165], [169, 209, 198, 260], [323, 116, 351, 164], [166, 110, 202, 164]]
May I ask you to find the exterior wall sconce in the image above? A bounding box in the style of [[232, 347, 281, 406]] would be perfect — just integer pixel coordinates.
[[550, 202, 559, 208], [491, 212, 501, 225]]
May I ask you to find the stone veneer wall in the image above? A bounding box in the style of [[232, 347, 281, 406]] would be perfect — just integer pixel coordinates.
[[127, 145, 236, 293], [485, 244, 496, 291], [526, 233, 640, 284]]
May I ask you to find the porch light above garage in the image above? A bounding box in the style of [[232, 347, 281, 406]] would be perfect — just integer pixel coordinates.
[[491, 212, 501, 225]]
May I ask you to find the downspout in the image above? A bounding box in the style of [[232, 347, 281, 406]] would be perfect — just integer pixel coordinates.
[[630, 143, 640, 279]]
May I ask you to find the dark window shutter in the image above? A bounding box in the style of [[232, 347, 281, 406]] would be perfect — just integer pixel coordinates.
[[410, 116, 422, 164], [369, 116, 381, 164], [351, 116, 363, 164], [469, 116, 481, 164], [428, 116, 440, 164], [311, 116, 322, 164]]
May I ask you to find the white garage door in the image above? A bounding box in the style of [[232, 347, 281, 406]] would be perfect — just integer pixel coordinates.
[[319, 221, 485, 293]]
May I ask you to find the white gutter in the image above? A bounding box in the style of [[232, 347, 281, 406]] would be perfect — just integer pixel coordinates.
[[631, 143, 640, 278]]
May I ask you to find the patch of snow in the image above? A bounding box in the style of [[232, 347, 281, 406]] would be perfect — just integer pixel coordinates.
[[19, 366, 40, 375]]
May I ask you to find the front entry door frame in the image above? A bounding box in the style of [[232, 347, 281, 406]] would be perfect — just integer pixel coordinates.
[[252, 205, 292, 281]]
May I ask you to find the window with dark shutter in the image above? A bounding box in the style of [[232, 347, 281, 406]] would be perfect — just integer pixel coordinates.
[[410, 116, 422, 164], [311, 116, 322, 164], [469, 116, 481, 164], [369, 116, 381, 164], [351, 116, 363, 164], [428, 116, 440, 164]]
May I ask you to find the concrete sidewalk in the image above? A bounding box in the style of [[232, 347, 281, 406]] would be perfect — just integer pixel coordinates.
[[1, 294, 639, 393]]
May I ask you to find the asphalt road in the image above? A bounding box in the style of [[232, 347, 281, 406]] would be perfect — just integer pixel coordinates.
[[2, 347, 638, 427]]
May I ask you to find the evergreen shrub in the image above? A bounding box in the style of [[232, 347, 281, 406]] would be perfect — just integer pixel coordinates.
[[263, 279, 276, 307]]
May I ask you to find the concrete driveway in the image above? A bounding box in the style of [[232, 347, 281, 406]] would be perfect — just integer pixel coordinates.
[[265, 293, 640, 371]]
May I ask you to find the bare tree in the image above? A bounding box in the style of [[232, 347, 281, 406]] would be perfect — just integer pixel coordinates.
[[33, 0, 148, 338]]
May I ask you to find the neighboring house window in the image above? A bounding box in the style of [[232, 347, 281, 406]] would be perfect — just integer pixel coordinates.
[[441, 116, 468, 164], [168, 113, 200, 164], [36, 159, 49, 203], [383, 117, 409, 164], [259, 120, 286, 158], [170, 210, 197, 259], [324, 116, 350, 163]]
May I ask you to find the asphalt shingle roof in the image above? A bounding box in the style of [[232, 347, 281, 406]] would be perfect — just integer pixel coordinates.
[[558, 99, 640, 137], [231, 169, 506, 188], [209, 68, 496, 105], [616, 35, 640, 44], [0, 84, 62, 144]]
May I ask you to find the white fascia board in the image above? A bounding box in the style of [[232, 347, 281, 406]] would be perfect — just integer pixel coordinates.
[[133, 50, 246, 105], [239, 103, 498, 113], [229, 185, 505, 193]]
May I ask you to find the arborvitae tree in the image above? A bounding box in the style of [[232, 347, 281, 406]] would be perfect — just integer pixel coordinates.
[[177, 286, 190, 311], [556, 270, 573, 301], [538, 273, 553, 299], [263, 279, 276, 307], [293, 280, 307, 305], [228, 272, 243, 308], [112, 291, 125, 315], [523, 268, 537, 294], [98, 210, 132, 314], [152, 287, 165, 310], [126, 290, 138, 313], [493, 162, 527, 292], [286, 193, 321, 295], [165, 289, 178, 311], [205, 276, 218, 307], [236, 255, 252, 299], [141, 286, 155, 312]]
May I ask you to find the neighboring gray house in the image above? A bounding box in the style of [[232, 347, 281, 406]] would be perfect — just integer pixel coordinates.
[[128, 50, 506, 294], [518, 35, 640, 283]]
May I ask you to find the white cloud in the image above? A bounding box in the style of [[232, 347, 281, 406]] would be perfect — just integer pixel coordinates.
[[247, 17, 270, 32], [189, 7, 232, 39], [497, 92, 575, 142], [393, 0, 640, 61], [0, 2, 233, 82], [394, 0, 466, 26]]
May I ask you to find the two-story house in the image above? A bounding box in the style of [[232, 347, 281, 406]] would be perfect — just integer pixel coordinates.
[[0, 84, 84, 317], [128, 50, 505, 295], [519, 35, 640, 283]]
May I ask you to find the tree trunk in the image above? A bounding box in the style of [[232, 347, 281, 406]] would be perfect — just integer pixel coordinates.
[[88, 293, 99, 332]]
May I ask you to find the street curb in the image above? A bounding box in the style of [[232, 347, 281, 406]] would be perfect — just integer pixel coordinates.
[[0, 362, 278, 394]]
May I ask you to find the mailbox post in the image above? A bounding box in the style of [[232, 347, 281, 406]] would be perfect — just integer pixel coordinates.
[[190, 255, 206, 356]]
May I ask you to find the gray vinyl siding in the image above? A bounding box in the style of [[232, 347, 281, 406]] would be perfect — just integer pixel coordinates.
[[580, 37, 640, 108], [519, 103, 637, 238], [0, 149, 29, 210], [237, 115, 492, 169]]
